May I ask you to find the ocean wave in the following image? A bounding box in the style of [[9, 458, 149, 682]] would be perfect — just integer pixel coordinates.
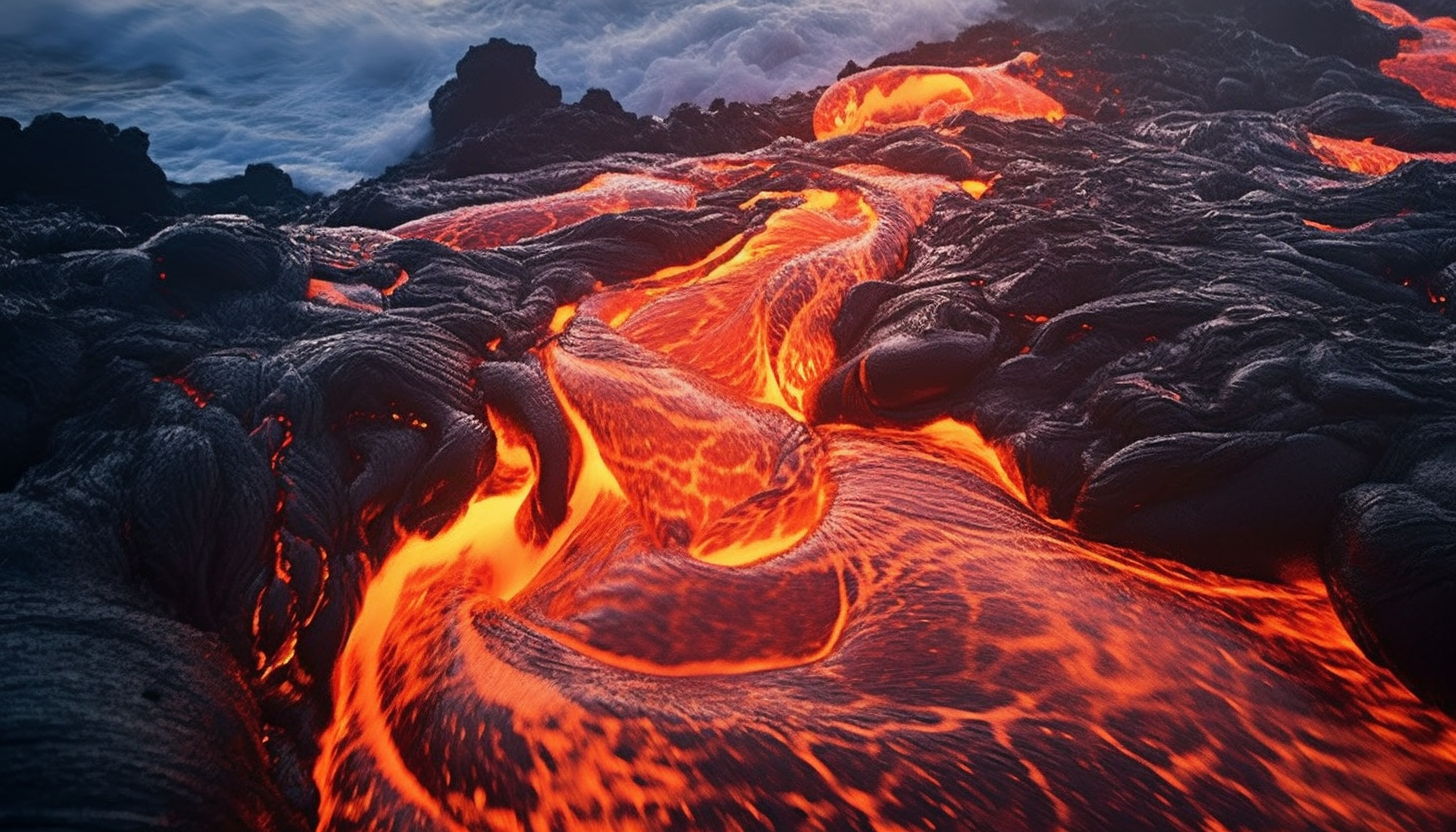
[[0, 0, 993, 192]]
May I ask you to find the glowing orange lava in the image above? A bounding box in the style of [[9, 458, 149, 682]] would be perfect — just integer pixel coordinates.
[[313, 71, 1456, 832], [580, 168, 954, 417], [390, 173, 699, 250], [1308, 132, 1456, 175], [306, 279, 386, 312], [814, 53, 1066, 140], [1352, 0, 1456, 109]]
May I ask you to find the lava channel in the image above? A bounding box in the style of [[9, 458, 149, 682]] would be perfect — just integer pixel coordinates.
[[313, 64, 1456, 832]]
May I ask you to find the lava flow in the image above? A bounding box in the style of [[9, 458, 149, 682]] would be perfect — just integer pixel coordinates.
[[16, 0, 1456, 828], [1352, 0, 1456, 109], [389, 173, 700, 251], [813, 54, 1066, 140], [312, 62, 1456, 832], [1308, 132, 1456, 175], [1303, 0, 1456, 175]]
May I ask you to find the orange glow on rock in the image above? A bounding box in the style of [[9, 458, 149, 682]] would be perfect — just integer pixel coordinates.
[[1352, 0, 1456, 109], [1308, 132, 1456, 174], [814, 53, 1066, 140], [306, 278, 384, 312], [389, 172, 698, 250]]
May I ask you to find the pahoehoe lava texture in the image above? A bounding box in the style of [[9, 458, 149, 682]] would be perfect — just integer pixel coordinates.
[[3, 0, 1456, 828]]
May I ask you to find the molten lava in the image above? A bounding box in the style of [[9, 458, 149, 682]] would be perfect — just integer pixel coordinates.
[[1352, 0, 1456, 109], [306, 279, 388, 312], [1308, 132, 1456, 175], [390, 173, 699, 250], [813, 54, 1066, 140], [311, 40, 1456, 832]]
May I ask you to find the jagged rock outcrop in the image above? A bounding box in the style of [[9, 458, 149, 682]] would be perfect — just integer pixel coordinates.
[[0, 114, 179, 223], [173, 163, 313, 223], [428, 38, 563, 147]]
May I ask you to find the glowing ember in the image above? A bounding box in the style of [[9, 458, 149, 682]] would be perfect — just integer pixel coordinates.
[[813, 54, 1066, 140], [1308, 132, 1456, 175], [1352, 0, 1456, 109]]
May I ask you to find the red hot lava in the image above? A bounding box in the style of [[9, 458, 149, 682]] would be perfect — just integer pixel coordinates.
[[1300, 0, 1456, 175], [1308, 132, 1456, 175], [391, 173, 700, 251], [813, 54, 1066, 140], [309, 56, 1456, 832], [1352, 0, 1456, 109]]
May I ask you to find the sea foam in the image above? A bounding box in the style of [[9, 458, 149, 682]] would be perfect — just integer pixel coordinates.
[[0, 0, 994, 192]]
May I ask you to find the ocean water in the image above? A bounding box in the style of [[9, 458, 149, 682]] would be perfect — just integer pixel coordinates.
[[0, 0, 996, 193]]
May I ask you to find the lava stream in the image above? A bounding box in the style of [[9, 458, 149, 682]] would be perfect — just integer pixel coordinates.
[[1308, 132, 1456, 175], [314, 63, 1456, 832], [318, 383, 1456, 830], [813, 54, 1066, 140], [1352, 0, 1456, 109], [390, 173, 699, 251]]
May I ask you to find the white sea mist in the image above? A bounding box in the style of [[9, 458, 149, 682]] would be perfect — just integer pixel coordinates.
[[0, 0, 996, 192]]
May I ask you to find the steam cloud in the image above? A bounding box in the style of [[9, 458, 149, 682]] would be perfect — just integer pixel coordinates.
[[0, 0, 994, 192]]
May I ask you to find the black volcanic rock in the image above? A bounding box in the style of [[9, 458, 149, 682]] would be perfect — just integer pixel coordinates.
[[173, 163, 312, 221], [0, 113, 179, 223], [0, 204, 128, 260], [322, 0, 1421, 231], [0, 116, 313, 245], [429, 38, 563, 147], [428, 95, 817, 180], [0, 570, 308, 832], [0, 198, 745, 822], [578, 87, 629, 118], [319, 40, 819, 226], [855, 0, 1415, 121]]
